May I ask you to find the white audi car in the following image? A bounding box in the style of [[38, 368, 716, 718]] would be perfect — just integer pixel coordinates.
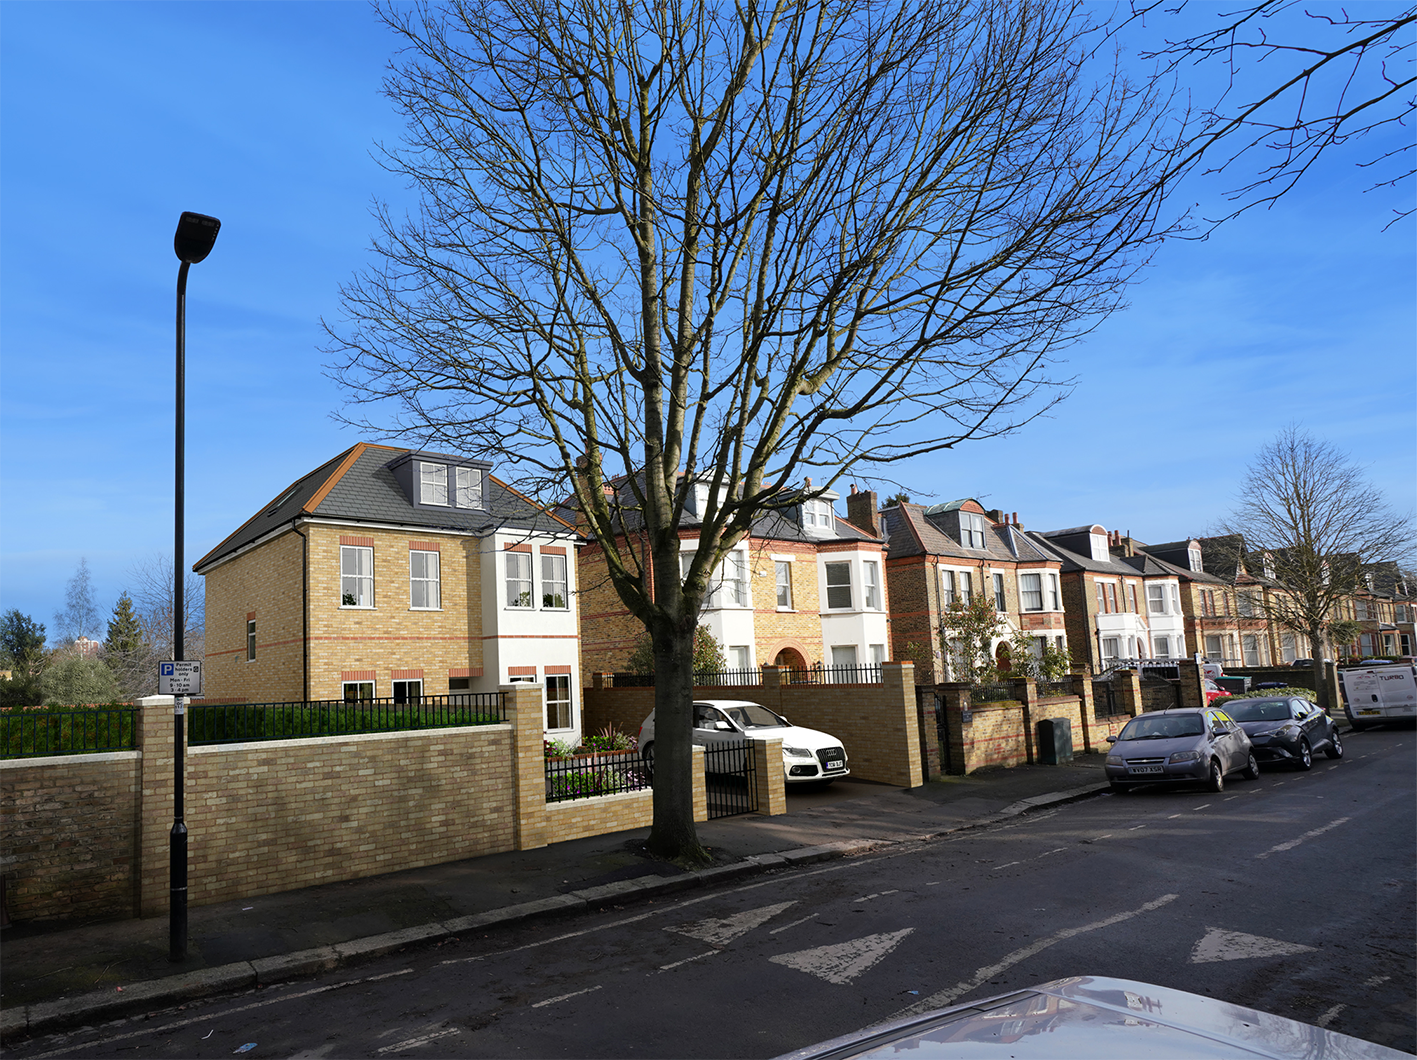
[[637, 700, 849, 783]]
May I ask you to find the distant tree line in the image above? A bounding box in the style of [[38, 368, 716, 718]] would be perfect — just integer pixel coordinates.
[[0, 556, 204, 708]]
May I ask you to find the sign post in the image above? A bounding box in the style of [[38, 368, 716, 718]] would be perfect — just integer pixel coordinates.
[[160, 660, 201, 959]]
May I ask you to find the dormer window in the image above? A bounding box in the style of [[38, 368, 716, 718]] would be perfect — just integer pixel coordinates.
[[960, 512, 987, 549], [420, 462, 449, 505], [1188, 547, 1203, 573], [1262, 553, 1275, 579], [456, 466, 482, 507], [804, 499, 834, 531]]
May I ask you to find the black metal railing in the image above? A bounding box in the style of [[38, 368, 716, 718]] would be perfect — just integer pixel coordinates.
[[782, 664, 882, 686], [703, 739, 758, 818], [969, 682, 1014, 703], [545, 749, 650, 803], [1, 705, 138, 758], [1034, 678, 1075, 698], [1092, 680, 1126, 718], [188, 693, 506, 745]]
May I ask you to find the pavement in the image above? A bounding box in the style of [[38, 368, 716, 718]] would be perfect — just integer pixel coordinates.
[[1, 754, 1115, 1042]]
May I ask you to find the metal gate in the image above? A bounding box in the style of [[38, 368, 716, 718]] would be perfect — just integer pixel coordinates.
[[701, 739, 758, 818]]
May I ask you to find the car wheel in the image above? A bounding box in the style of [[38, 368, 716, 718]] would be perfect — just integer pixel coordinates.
[[1242, 752, 1260, 780], [1207, 759, 1224, 793], [1325, 730, 1344, 759], [1109, 781, 1132, 794], [1296, 738, 1313, 771], [641, 742, 654, 777]]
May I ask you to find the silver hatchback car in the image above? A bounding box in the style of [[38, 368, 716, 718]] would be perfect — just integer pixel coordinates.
[[1105, 707, 1258, 794]]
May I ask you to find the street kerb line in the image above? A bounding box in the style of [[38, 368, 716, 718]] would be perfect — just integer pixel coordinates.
[[1255, 817, 1351, 859], [26, 968, 415, 1059], [882, 894, 1180, 1024]]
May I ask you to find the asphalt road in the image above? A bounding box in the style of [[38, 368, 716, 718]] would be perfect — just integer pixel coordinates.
[[10, 726, 1413, 1060]]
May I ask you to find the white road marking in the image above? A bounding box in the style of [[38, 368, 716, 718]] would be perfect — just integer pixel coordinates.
[[1364, 975, 1391, 987], [530, 984, 603, 1008], [770, 913, 819, 934], [376, 1027, 461, 1052], [443, 908, 663, 963], [995, 861, 1023, 870], [1094, 834, 1113, 841], [1316, 1003, 1346, 1028], [1255, 817, 1351, 859], [1037, 847, 1067, 858], [668, 901, 796, 945], [887, 894, 1179, 1022], [770, 929, 915, 986], [1192, 804, 1211, 811], [1129, 825, 1146, 830], [658, 950, 717, 971], [26, 969, 415, 1058], [1190, 928, 1316, 963], [853, 890, 899, 903], [1168, 814, 1183, 819]]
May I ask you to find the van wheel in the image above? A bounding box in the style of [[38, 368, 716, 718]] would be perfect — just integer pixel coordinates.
[[1325, 731, 1344, 759], [1207, 759, 1225, 793]]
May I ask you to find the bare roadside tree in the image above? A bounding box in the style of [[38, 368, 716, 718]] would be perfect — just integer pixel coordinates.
[[54, 557, 102, 647], [1213, 426, 1414, 712], [1124, 1, 1415, 226], [328, 0, 1191, 862], [126, 555, 206, 697]]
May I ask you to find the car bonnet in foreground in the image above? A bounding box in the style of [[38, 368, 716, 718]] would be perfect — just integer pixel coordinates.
[[772, 976, 1411, 1060]]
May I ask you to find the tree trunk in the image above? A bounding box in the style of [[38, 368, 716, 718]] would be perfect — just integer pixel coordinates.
[[1308, 627, 1329, 714], [645, 617, 709, 864]]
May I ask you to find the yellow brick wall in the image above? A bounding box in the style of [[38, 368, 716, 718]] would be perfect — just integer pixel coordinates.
[[743, 539, 824, 666], [1, 752, 141, 922], [201, 523, 487, 703]]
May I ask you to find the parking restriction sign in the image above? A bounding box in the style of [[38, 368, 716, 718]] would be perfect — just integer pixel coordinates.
[[159, 661, 203, 696]]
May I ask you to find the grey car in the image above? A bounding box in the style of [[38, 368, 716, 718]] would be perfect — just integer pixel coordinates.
[[1105, 707, 1258, 794], [1226, 696, 1343, 769]]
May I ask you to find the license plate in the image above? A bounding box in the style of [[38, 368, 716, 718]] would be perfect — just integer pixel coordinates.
[[825, 760, 844, 770], [1128, 765, 1164, 775], [1358, 709, 1381, 715]]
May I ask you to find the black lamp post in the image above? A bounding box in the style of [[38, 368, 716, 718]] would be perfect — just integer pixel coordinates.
[[171, 211, 220, 962]]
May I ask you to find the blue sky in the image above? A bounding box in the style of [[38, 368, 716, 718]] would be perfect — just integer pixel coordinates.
[[2, 1, 1413, 640]]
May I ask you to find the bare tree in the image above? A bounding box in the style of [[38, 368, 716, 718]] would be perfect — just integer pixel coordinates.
[[1213, 426, 1414, 712], [328, 0, 1190, 861], [128, 554, 206, 690], [1123, 1, 1415, 226], [54, 557, 102, 646]]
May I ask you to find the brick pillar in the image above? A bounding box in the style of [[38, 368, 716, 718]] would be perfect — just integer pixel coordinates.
[[751, 738, 787, 816], [1009, 677, 1037, 763], [1114, 669, 1143, 716], [691, 744, 707, 823], [137, 695, 178, 917], [1176, 659, 1206, 710], [939, 684, 970, 774], [1072, 673, 1096, 752], [882, 662, 923, 787], [506, 683, 549, 851], [1321, 661, 1342, 716], [592, 672, 611, 690], [761, 666, 783, 690], [915, 687, 942, 781]]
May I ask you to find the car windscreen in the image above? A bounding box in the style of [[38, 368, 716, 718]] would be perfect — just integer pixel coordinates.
[[1118, 713, 1206, 740], [721, 703, 788, 728], [1225, 700, 1292, 722]]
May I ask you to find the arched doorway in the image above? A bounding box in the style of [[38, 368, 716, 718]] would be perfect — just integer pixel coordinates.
[[774, 646, 806, 670], [995, 642, 1012, 673]]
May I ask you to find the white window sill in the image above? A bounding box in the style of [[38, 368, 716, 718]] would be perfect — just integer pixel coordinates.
[[409, 607, 443, 612], [340, 605, 376, 610]]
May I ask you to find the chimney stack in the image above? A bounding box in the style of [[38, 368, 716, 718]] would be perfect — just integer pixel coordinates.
[[846, 486, 882, 538]]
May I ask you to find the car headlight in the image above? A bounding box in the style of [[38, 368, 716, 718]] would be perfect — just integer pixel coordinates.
[[1168, 751, 1201, 763], [783, 746, 813, 759], [1106, 754, 1123, 765]]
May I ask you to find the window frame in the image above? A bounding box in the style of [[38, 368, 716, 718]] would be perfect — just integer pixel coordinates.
[[392, 679, 423, 704], [246, 619, 256, 662], [541, 552, 569, 609], [825, 561, 854, 610], [340, 545, 375, 608], [1048, 573, 1061, 610], [960, 512, 987, 549], [454, 465, 482, 508], [505, 550, 534, 609], [1147, 584, 1167, 615], [775, 560, 794, 610], [992, 572, 1006, 612], [409, 548, 441, 610], [342, 680, 374, 702], [864, 560, 881, 610], [545, 674, 572, 730], [419, 461, 449, 506], [1020, 572, 1043, 612], [940, 569, 956, 608]]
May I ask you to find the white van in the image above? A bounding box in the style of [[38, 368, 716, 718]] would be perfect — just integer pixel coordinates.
[[1337, 664, 1417, 730]]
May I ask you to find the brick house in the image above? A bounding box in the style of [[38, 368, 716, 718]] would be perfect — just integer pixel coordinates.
[[576, 481, 889, 675], [1122, 536, 1258, 667], [194, 442, 584, 737], [879, 499, 1066, 684]]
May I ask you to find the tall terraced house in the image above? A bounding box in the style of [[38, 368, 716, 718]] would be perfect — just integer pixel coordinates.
[[195, 442, 583, 737]]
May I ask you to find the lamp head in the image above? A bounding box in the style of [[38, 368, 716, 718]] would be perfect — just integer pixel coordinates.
[[174, 212, 221, 264]]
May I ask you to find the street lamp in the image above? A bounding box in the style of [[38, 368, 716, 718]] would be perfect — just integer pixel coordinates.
[[171, 210, 220, 962]]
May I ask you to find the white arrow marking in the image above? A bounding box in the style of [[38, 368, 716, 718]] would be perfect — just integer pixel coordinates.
[[769, 928, 914, 985], [1190, 927, 1316, 963], [668, 901, 797, 945]]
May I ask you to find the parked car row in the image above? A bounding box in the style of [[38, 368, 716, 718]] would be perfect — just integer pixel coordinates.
[[1104, 698, 1343, 793]]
